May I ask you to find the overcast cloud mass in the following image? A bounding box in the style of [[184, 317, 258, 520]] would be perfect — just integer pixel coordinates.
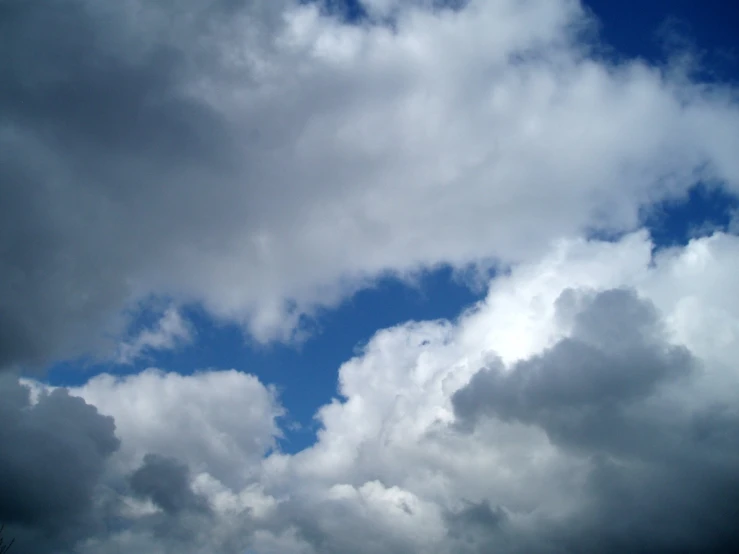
[[2, 0, 739, 552]]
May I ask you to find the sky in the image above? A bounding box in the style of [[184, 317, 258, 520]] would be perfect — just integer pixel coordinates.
[[1, 0, 739, 553]]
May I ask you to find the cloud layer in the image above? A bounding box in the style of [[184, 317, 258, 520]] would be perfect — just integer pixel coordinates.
[[3, 0, 739, 552], [2, 0, 739, 369], [4, 230, 738, 553]]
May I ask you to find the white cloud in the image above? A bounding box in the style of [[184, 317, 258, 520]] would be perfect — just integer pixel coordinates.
[[2, 0, 739, 367], [70, 368, 284, 489], [12, 229, 739, 552], [254, 230, 739, 552], [115, 307, 193, 364], [5, 0, 739, 551]]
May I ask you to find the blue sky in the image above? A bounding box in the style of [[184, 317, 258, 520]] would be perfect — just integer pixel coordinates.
[[45, 266, 481, 451], [4, 1, 739, 553], [42, 0, 739, 453], [587, 0, 737, 79]]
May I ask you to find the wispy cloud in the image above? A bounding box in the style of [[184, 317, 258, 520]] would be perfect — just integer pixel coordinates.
[[115, 308, 193, 364]]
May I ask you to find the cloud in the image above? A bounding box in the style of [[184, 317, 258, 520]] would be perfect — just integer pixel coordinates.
[[450, 289, 735, 551], [71, 368, 285, 488], [128, 454, 210, 515], [258, 230, 739, 553], [5, 0, 739, 551], [0, 372, 120, 553], [9, 230, 739, 553], [3, 0, 739, 371], [116, 307, 193, 364], [452, 288, 695, 445], [8, 367, 283, 554]]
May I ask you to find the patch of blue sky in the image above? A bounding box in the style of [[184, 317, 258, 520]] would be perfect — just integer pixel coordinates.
[[302, 0, 368, 22], [303, 0, 468, 25], [44, 266, 481, 453], [644, 184, 738, 247], [585, 0, 738, 83]]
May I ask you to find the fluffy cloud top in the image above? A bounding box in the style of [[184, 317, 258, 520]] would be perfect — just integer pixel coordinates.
[[74, 368, 284, 488], [261, 231, 739, 554], [2, 0, 739, 369], [4, 230, 739, 553]]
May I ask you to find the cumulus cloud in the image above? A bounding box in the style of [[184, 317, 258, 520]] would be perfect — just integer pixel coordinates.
[[128, 454, 210, 515], [2, 0, 739, 370], [255, 230, 739, 554], [71, 368, 285, 487], [452, 288, 695, 441], [451, 289, 733, 552], [8, 368, 283, 553], [4, 0, 739, 552], [9, 230, 738, 553], [0, 372, 120, 553]]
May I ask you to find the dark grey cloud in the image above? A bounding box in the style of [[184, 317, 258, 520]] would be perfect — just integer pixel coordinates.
[[452, 288, 739, 553], [116, 454, 220, 551], [444, 500, 509, 553], [0, 375, 239, 554], [0, 0, 283, 371], [0, 373, 120, 552], [446, 500, 507, 533], [0, 0, 205, 369], [129, 453, 210, 515], [1, 0, 380, 372]]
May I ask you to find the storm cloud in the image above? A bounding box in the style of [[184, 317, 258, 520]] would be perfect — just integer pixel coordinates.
[[0, 372, 119, 552]]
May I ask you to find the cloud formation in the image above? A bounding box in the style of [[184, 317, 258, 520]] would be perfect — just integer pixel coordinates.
[[2, 0, 739, 370], [264, 231, 739, 554], [453, 288, 695, 439], [5, 230, 738, 553], [129, 454, 210, 515], [0, 373, 119, 553], [4, 0, 739, 552], [74, 368, 284, 488], [452, 289, 735, 552]]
